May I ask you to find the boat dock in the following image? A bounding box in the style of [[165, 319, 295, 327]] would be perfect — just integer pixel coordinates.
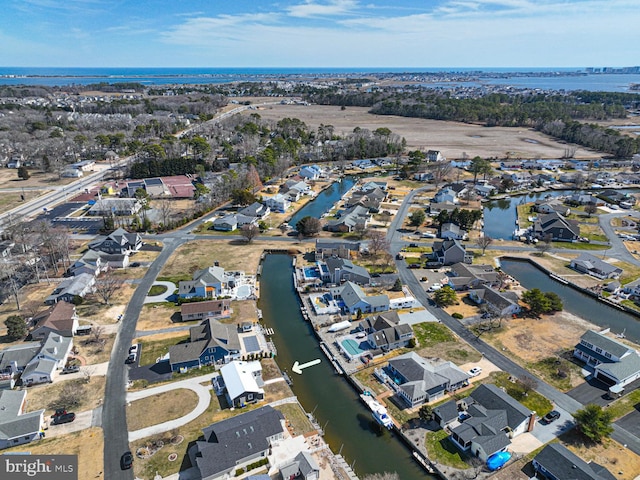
[[320, 341, 344, 374]]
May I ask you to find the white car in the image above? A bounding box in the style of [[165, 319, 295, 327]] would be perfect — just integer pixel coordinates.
[[422, 232, 437, 239], [428, 283, 443, 292], [129, 344, 139, 355], [468, 367, 482, 377]]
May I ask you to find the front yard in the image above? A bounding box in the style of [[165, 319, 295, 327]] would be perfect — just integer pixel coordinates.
[[126, 389, 200, 431]]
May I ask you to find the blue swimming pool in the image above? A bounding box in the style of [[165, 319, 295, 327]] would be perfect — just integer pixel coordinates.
[[236, 284, 252, 299], [341, 339, 366, 356], [303, 267, 320, 279]]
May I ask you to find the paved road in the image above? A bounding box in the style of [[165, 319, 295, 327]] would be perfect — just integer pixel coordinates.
[[102, 237, 187, 480], [599, 211, 640, 266], [387, 186, 640, 456]]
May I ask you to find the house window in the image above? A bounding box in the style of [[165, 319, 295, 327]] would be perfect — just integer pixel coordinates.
[[605, 352, 612, 359], [247, 394, 253, 400], [595, 348, 602, 354]]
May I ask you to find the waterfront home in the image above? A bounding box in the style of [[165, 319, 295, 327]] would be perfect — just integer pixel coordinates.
[[474, 184, 496, 197], [321, 257, 371, 285], [330, 282, 389, 315], [325, 205, 370, 233], [439, 223, 468, 241], [532, 443, 616, 480], [30, 301, 79, 340], [88, 228, 142, 255], [428, 201, 457, 217], [169, 318, 241, 372], [0, 390, 45, 450], [238, 202, 270, 219], [352, 159, 374, 169], [178, 266, 227, 299], [532, 212, 580, 242], [219, 361, 264, 408], [433, 187, 459, 204], [446, 263, 499, 291], [357, 311, 413, 354], [180, 299, 232, 322], [45, 273, 96, 305], [431, 239, 473, 266], [468, 285, 521, 317], [533, 199, 571, 216], [386, 352, 469, 407], [189, 406, 285, 480], [570, 253, 623, 279], [299, 165, 324, 180], [573, 329, 640, 390], [567, 193, 603, 206], [314, 239, 362, 260], [264, 193, 291, 213], [449, 384, 533, 461], [433, 400, 459, 428], [212, 214, 238, 231], [280, 451, 320, 480]]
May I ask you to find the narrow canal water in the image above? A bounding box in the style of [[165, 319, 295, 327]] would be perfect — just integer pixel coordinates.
[[288, 176, 357, 227], [259, 254, 430, 479], [500, 258, 640, 343]]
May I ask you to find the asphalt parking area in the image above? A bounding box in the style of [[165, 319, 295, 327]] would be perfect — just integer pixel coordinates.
[[127, 361, 172, 384], [567, 377, 610, 406], [615, 407, 640, 437]]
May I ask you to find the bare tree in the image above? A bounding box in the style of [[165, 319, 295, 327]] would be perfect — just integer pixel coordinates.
[[585, 204, 597, 217], [94, 271, 124, 305], [367, 229, 391, 257], [518, 375, 538, 396], [475, 235, 493, 255], [240, 224, 260, 243], [82, 366, 96, 384], [535, 234, 553, 256], [430, 161, 453, 189], [466, 456, 485, 479], [157, 198, 174, 227], [52, 380, 85, 409], [0, 260, 22, 310]]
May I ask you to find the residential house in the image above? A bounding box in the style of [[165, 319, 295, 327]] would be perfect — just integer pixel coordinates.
[[532, 443, 616, 480], [433, 400, 460, 428], [0, 343, 42, 376], [533, 200, 571, 216], [0, 240, 15, 259], [87, 198, 141, 216], [179, 266, 227, 299], [180, 299, 232, 322], [0, 390, 45, 450], [567, 193, 603, 206], [212, 214, 238, 232], [439, 223, 468, 241], [299, 165, 323, 180], [322, 257, 371, 285], [428, 202, 457, 217], [570, 253, 623, 279], [30, 301, 79, 340], [169, 318, 241, 372], [325, 205, 369, 233], [219, 361, 264, 408], [45, 273, 96, 305], [449, 384, 534, 461], [21, 333, 73, 386], [431, 239, 473, 266], [468, 285, 521, 317], [347, 188, 385, 212], [433, 187, 459, 204], [531, 173, 557, 186], [330, 282, 389, 315], [70, 160, 95, 172], [62, 168, 83, 178], [238, 202, 270, 220], [357, 311, 413, 353], [68, 250, 109, 277], [361, 181, 387, 192], [314, 239, 362, 260], [386, 352, 469, 407], [88, 228, 142, 255], [598, 189, 635, 206], [474, 184, 496, 197], [280, 452, 320, 480], [264, 194, 291, 213], [352, 159, 374, 169], [446, 263, 499, 291], [499, 161, 523, 170], [573, 330, 640, 389], [532, 212, 580, 242], [281, 180, 310, 200], [189, 406, 285, 480], [427, 150, 445, 162], [414, 171, 434, 182]]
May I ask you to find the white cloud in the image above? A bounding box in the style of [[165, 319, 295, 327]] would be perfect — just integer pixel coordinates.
[[286, 0, 358, 18]]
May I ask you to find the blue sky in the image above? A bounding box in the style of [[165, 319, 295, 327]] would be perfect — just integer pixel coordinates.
[[1, 0, 638, 68]]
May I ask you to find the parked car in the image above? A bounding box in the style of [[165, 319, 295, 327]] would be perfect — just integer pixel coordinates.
[[125, 352, 137, 364], [52, 413, 75, 425], [428, 283, 443, 292], [129, 344, 139, 355], [120, 451, 134, 470], [541, 410, 561, 424], [422, 232, 437, 239], [61, 365, 80, 374], [408, 264, 421, 269], [468, 367, 482, 377], [51, 408, 67, 418]]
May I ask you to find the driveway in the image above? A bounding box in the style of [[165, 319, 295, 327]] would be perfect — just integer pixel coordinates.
[[567, 376, 612, 406], [144, 281, 176, 303], [531, 408, 575, 444], [127, 360, 172, 384], [46, 409, 97, 437]]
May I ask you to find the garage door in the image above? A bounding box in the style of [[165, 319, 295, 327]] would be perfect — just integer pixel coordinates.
[[596, 371, 617, 386]]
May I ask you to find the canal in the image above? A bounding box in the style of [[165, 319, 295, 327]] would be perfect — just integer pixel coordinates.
[[259, 254, 430, 479], [288, 176, 357, 227], [500, 258, 640, 343]]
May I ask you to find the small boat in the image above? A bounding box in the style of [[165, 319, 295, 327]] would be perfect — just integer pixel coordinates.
[[360, 392, 393, 429], [486, 451, 512, 471]]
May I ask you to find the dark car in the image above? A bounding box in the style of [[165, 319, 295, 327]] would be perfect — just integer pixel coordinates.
[[121, 451, 134, 470], [52, 413, 75, 425], [61, 365, 80, 374], [542, 410, 561, 424], [51, 408, 67, 418], [125, 352, 137, 364]]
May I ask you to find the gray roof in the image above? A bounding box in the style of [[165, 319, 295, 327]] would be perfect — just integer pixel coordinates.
[[195, 406, 284, 479], [170, 319, 240, 366], [39, 333, 73, 363], [21, 358, 57, 379], [572, 253, 622, 276], [580, 330, 633, 359], [389, 352, 469, 396], [469, 285, 519, 311], [0, 343, 42, 371], [534, 212, 580, 237], [433, 400, 458, 423], [597, 351, 640, 382], [315, 239, 361, 251], [46, 273, 95, 302], [469, 384, 532, 430], [534, 443, 616, 480], [325, 257, 370, 281], [0, 390, 44, 441]]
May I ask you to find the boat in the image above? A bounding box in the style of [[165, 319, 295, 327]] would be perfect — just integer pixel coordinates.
[[360, 392, 394, 429], [486, 451, 512, 471]]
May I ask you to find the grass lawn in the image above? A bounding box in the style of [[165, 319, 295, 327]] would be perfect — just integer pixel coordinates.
[[149, 284, 169, 296], [75, 334, 116, 365], [274, 403, 315, 436], [621, 299, 640, 313], [412, 322, 455, 347], [491, 372, 553, 415], [579, 223, 609, 242], [424, 428, 470, 469], [516, 203, 534, 228], [551, 241, 608, 251], [139, 334, 190, 366], [606, 388, 640, 420], [137, 303, 185, 331], [27, 377, 106, 416], [525, 355, 582, 392], [3, 427, 104, 480], [127, 389, 199, 431]]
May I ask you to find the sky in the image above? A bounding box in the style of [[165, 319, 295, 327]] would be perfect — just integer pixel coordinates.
[[0, 0, 639, 68]]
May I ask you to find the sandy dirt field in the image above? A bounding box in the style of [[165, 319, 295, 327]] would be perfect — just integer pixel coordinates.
[[247, 104, 601, 159]]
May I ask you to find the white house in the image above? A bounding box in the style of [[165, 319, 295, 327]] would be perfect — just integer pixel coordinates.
[[264, 194, 291, 213], [219, 360, 265, 408]]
